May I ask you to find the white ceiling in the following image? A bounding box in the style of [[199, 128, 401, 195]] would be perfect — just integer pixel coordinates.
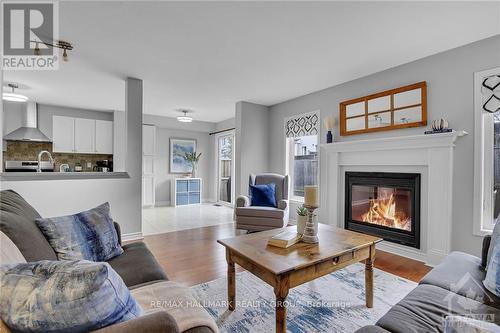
[[3, 1, 500, 123]]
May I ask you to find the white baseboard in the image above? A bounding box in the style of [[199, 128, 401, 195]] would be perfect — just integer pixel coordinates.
[[155, 201, 170, 207], [122, 232, 144, 242], [376, 241, 427, 264]]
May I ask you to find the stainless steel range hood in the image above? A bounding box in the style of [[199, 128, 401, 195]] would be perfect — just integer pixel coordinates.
[[3, 102, 51, 142]]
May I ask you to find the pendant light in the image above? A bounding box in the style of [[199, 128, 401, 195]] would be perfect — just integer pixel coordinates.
[[2, 84, 28, 102], [177, 110, 193, 123]]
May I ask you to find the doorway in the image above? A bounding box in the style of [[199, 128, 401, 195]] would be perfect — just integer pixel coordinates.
[[216, 131, 235, 206]]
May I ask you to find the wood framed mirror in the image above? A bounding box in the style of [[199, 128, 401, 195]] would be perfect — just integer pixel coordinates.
[[339, 82, 427, 136]]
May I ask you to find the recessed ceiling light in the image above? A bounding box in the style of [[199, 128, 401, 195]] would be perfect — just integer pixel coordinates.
[[177, 110, 193, 123], [2, 83, 28, 102]]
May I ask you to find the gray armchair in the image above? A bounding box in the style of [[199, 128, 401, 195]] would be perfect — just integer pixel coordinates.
[[235, 173, 289, 232]]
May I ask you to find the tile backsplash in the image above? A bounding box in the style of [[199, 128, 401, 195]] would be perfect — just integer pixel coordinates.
[[4, 141, 113, 172]]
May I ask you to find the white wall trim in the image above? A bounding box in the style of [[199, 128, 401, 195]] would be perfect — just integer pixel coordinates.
[[473, 67, 500, 236], [122, 232, 144, 242], [154, 200, 170, 207], [320, 130, 467, 266]]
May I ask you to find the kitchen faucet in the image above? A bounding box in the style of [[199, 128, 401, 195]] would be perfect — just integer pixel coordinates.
[[37, 150, 54, 173]]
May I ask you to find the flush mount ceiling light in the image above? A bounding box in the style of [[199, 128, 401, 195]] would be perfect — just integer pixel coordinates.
[[177, 110, 193, 123], [2, 84, 28, 102]]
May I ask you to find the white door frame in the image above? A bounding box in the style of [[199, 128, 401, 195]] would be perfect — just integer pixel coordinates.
[[214, 130, 235, 207]]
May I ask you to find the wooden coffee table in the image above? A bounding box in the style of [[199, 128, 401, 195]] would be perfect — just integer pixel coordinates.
[[217, 224, 382, 333]]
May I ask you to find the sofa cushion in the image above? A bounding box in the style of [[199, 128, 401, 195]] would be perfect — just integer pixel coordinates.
[[0, 260, 143, 333], [443, 316, 500, 333], [484, 243, 500, 297], [107, 242, 167, 288], [376, 284, 500, 333], [0, 190, 57, 261], [354, 326, 391, 333], [35, 202, 123, 261], [488, 218, 500, 269], [420, 251, 500, 308], [235, 206, 285, 219], [0, 231, 26, 265]]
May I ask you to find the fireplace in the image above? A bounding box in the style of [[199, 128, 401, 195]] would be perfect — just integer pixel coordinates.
[[345, 172, 421, 249]]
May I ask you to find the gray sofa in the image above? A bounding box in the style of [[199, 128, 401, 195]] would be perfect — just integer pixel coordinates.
[[0, 190, 214, 333], [356, 237, 500, 333], [235, 173, 289, 231]]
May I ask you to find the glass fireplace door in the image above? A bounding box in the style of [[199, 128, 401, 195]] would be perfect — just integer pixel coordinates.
[[351, 185, 412, 232]]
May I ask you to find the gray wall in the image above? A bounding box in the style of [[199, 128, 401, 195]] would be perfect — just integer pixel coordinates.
[[154, 127, 213, 204], [268, 35, 500, 256], [215, 117, 235, 132], [235, 101, 270, 197]]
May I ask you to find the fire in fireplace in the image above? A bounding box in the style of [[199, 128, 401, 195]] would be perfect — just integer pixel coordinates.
[[345, 172, 420, 249]]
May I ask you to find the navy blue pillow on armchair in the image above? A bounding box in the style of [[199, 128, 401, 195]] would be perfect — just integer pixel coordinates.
[[250, 183, 277, 208]]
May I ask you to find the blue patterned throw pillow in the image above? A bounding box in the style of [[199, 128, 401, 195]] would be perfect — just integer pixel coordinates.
[[487, 217, 500, 269], [250, 183, 277, 207], [0, 260, 143, 333], [35, 202, 123, 261], [484, 243, 500, 297]]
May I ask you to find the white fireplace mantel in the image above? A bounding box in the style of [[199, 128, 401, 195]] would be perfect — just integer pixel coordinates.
[[319, 130, 467, 266]]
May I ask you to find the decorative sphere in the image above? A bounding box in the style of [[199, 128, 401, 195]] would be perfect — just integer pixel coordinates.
[[431, 119, 449, 131]]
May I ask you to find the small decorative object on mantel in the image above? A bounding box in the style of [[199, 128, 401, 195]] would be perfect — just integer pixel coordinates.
[[323, 116, 335, 143], [302, 185, 319, 244], [425, 118, 452, 134], [296, 206, 308, 235]]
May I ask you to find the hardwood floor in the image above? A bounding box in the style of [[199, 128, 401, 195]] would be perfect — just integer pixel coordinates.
[[142, 223, 431, 287]]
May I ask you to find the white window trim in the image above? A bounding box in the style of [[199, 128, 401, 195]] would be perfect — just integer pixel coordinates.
[[284, 110, 321, 202], [473, 67, 499, 236]]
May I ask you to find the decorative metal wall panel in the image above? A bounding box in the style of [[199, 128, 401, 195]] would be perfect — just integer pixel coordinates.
[[285, 111, 319, 138]]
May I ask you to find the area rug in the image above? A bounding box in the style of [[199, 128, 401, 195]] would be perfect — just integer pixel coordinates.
[[191, 264, 416, 333]]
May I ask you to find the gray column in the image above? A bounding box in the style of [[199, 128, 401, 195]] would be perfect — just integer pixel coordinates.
[[125, 77, 143, 232]]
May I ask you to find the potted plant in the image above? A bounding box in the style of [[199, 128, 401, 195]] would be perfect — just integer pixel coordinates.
[[296, 206, 308, 235], [182, 152, 202, 178]]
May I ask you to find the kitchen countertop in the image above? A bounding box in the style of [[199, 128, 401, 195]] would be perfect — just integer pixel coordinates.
[[1, 172, 130, 181]]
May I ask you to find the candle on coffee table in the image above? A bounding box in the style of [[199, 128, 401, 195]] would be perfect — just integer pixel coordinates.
[[304, 185, 319, 207]]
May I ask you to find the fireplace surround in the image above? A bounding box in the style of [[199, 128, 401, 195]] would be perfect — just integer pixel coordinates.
[[345, 172, 421, 249], [320, 130, 466, 266]]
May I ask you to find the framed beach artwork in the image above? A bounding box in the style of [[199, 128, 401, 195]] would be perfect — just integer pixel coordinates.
[[170, 138, 197, 173]]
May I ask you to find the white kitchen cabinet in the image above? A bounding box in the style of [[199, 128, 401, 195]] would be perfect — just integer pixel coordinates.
[[52, 116, 114, 154], [95, 120, 113, 154], [142, 124, 156, 155], [52, 116, 75, 153], [142, 176, 155, 206], [142, 124, 156, 207], [74, 118, 95, 154]]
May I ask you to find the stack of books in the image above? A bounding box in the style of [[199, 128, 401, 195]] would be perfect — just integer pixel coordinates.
[[268, 231, 302, 248]]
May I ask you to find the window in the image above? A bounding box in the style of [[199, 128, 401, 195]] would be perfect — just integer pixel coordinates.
[[287, 135, 318, 200], [284, 111, 320, 202], [474, 68, 500, 235]]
